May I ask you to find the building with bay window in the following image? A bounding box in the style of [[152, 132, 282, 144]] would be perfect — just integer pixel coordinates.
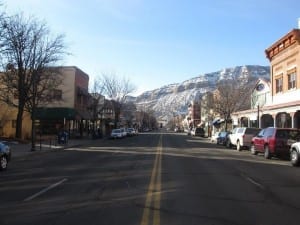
[[232, 27, 300, 129]]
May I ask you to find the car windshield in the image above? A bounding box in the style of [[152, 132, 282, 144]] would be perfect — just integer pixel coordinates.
[[219, 132, 227, 137]]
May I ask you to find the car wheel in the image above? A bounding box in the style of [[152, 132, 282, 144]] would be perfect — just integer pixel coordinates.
[[0, 156, 8, 171], [290, 149, 300, 167], [236, 141, 241, 151], [250, 144, 257, 155], [264, 145, 271, 159]]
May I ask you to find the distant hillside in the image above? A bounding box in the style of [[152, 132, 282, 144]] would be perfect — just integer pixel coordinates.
[[132, 65, 270, 122]]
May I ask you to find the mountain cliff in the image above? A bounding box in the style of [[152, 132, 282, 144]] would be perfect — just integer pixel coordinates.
[[133, 65, 270, 121]]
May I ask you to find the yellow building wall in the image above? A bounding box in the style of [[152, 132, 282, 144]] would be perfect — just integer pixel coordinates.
[[0, 103, 32, 139], [0, 66, 87, 139]]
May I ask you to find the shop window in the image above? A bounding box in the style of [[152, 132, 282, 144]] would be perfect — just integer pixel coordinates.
[[52, 89, 62, 100]]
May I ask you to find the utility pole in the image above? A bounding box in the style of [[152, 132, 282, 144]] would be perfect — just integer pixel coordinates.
[[257, 105, 260, 128]]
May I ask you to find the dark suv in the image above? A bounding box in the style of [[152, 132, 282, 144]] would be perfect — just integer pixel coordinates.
[[192, 127, 205, 137], [250, 127, 300, 159]]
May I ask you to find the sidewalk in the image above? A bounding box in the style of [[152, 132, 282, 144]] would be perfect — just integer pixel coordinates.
[[5, 137, 100, 158]]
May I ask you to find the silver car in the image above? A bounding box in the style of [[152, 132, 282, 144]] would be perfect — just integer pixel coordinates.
[[110, 129, 123, 139], [0, 141, 11, 171]]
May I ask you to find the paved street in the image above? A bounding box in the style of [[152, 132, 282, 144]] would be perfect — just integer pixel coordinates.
[[1, 131, 300, 225]]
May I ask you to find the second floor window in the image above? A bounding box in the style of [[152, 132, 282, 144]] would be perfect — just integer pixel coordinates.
[[288, 71, 296, 90], [275, 77, 283, 93], [52, 89, 62, 100]]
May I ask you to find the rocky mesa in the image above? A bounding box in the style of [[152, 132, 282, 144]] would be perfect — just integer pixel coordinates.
[[132, 65, 270, 122]]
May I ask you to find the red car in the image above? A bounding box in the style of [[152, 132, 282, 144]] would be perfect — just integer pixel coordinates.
[[250, 127, 300, 159]]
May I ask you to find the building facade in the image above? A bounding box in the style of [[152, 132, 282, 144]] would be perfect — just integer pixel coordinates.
[[36, 66, 91, 137], [232, 28, 300, 129], [232, 78, 271, 128], [201, 92, 214, 136], [0, 101, 32, 139], [187, 101, 201, 128], [0, 66, 124, 139]]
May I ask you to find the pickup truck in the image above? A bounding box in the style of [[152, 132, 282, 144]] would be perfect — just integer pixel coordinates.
[[226, 127, 260, 151]]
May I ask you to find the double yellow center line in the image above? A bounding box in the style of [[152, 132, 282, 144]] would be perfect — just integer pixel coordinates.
[[140, 134, 163, 225]]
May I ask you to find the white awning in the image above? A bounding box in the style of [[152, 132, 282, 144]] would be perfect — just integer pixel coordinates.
[[249, 114, 257, 121], [233, 118, 238, 125]]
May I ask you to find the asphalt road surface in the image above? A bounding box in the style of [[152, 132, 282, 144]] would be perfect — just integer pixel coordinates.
[[1, 131, 300, 225]]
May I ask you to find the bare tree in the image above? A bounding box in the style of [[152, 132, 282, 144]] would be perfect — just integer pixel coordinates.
[[122, 101, 137, 127], [88, 79, 105, 138], [213, 78, 253, 130], [142, 109, 157, 130], [99, 73, 136, 128], [0, 13, 67, 149]]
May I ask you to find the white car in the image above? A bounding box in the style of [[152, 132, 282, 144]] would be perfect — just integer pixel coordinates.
[[110, 129, 123, 139], [126, 128, 137, 136], [227, 127, 260, 151], [290, 142, 300, 166], [210, 132, 220, 142], [120, 128, 127, 137]]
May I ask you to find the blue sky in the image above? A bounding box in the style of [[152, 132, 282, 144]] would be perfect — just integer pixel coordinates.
[[3, 0, 300, 95]]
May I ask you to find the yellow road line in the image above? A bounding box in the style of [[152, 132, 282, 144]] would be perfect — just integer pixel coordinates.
[[153, 138, 162, 224], [140, 134, 163, 225]]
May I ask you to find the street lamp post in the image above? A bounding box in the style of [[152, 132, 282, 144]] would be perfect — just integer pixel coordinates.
[[257, 105, 260, 128]]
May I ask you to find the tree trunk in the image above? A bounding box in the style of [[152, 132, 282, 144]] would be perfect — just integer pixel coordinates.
[[114, 112, 119, 128], [15, 104, 24, 139], [31, 117, 36, 151], [225, 120, 228, 131]]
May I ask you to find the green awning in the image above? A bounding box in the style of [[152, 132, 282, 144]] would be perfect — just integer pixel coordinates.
[[35, 107, 77, 120]]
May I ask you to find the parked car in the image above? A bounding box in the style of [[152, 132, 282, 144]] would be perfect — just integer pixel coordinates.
[[0, 141, 11, 171], [126, 128, 137, 136], [110, 129, 123, 139], [186, 128, 191, 136], [120, 128, 127, 137], [290, 142, 300, 166], [210, 132, 220, 142], [216, 131, 230, 146], [226, 127, 261, 151], [191, 127, 205, 137], [250, 127, 300, 159]]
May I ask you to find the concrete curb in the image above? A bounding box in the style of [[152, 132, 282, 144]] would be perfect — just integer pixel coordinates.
[[6, 138, 99, 159]]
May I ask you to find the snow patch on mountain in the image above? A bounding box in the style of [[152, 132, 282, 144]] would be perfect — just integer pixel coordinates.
[[133, 65, 270, 122]]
